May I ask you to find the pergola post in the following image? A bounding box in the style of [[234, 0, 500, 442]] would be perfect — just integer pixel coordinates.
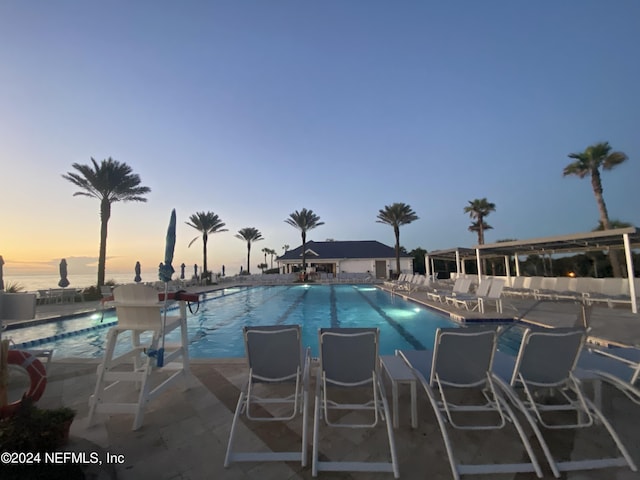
[[455, 249, 461, 277], [504, 255, 511, 280], [476, 248, 482, 282], [622, 233, 637, 314], [425, 254, 431, 279], [515, 254, 521, 277]]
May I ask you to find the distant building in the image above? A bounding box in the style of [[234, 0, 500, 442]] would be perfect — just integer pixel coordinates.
[[276, 240, 413, 279]]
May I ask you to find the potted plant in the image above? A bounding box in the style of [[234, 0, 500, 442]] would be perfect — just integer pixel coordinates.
[[0, 397, 76, 452]]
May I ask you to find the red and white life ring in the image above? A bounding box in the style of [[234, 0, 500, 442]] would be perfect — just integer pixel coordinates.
[[0, 350, 47, 418]]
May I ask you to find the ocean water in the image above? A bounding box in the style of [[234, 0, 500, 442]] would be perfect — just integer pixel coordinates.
[[4, 272, 163, 292]]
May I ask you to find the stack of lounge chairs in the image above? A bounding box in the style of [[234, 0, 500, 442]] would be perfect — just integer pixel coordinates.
[[501, 276, 639, 309]]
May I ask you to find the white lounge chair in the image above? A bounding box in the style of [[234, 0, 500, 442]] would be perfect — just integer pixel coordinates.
[[494, 327, 637, 477], [397, 274, 426, 293], [399, 326, 543, 480], [312, 327, 399, 478], [445, 278, 492, 310], [225, 325, 311, 467], [427, 277, 472, 303], [478, 277, 505, 313], [579, 345, 640, 405]]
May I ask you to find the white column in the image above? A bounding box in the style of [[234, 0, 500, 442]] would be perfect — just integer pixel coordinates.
[[623, 233, 637, 314], [476, 248, 482, 283], [425, 254, 431, 278], [515, 254, 521, 277], [504, 255, 511, 280], [455, 249, 461, 275]]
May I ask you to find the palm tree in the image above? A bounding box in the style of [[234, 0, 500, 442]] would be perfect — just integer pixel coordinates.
[[468, 220, 493, 241], [285, 209, 324, 273], [464, 198, 496, 245], [376, 203, 419, 276], [266, 248, 277, 268], [593, 219, 632, 231], [235, 227, 264, 274], [185, 212, 228, 278], [62, 157, 150, 287], [564, 142, 628, 277], [260, 247, 278, 270]]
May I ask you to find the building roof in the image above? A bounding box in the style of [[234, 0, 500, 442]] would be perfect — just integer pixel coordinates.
[[278, 240, 410, 261]]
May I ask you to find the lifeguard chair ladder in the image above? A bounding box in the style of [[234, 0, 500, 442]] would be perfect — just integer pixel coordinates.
[[88, 284, 191, 430]]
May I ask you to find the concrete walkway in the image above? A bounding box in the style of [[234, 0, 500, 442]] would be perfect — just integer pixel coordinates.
[[388, 287, 640, 347]]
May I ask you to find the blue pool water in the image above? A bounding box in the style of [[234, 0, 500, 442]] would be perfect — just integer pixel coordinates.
[[7, 285, 523, 359]]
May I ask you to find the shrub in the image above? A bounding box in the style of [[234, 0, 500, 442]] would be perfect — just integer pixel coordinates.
[[3, 282, 25, 293], [0, 397, 76, 453]]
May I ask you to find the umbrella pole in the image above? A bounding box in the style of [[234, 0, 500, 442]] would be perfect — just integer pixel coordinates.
[[0, 339, 9, 408], [157, 282, 169, 367]]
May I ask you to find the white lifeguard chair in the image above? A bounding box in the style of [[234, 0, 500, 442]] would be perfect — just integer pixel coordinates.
[[88, 284, 191, 430]]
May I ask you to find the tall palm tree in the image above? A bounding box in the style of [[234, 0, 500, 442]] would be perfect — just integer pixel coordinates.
[[62, 157, 150, 287], [593, 219, 632, 231], [266, 248, 277, 268], [235, 227, 264, 274], [260, 247, 278, 269], [376, 203, 419, 276], [564, 141, 628, 277], [186, 212, 228, 277], [285, 208, 324, 273], [464, 198, 496, 245], [468, 220, 493, 241]]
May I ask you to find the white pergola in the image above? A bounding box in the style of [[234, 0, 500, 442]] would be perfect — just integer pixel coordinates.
[[424, 247, 476, 279], [472, 227, 640, 313]]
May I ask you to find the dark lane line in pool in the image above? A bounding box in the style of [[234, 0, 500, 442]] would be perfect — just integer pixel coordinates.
[[197, 286, 296, 333], [354, 288, 426, 350], [329, 285, 339, 328], [200, 285, 284, 320], [12, 321, 117, 350], [275, 287, 310, 325]]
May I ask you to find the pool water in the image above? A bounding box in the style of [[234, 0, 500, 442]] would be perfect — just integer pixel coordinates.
[[7, 285, 523, 359]]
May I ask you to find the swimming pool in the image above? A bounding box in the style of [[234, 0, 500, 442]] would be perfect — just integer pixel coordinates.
[[6, 285, 523, 359]]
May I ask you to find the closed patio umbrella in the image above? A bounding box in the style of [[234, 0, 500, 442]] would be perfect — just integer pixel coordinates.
[[58, 259, 70, 288], [0, 255, 4, 291], [180, 263, 185, 280], [157, 209, 176, 367], [134, 261, 142, 283], [159, 210, 176, 283], [193, 264, 198, 279]]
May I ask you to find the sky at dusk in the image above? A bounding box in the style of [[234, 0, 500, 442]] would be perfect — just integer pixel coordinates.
[[1, 1, 639, 279]]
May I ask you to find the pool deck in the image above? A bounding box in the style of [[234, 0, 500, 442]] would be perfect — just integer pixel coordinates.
[[384, 286, 640, 348], [3, 282, 640, 479], [17, 354, 640, 480]]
